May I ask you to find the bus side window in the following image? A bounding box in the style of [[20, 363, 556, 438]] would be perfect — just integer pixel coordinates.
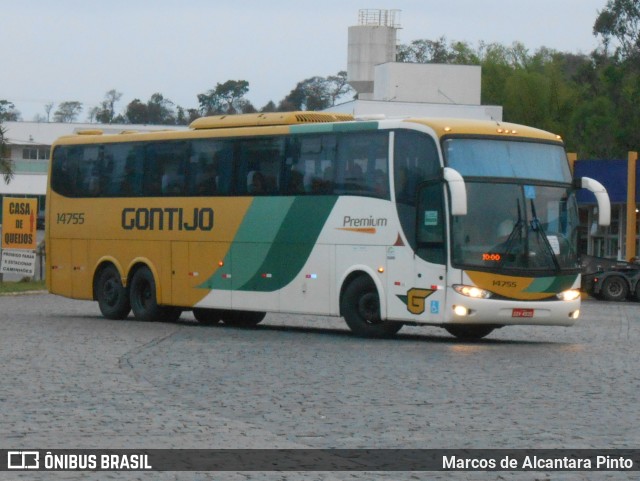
[[294, 135, 336, 194], [190, 139, 235, 196], [104, 143, 144, 197], [335, 132, 389, 199], [393, 130, 440, 205], [237, 138, 284, 195], [52, 146, 81, 197], [416, 182, 446, 265], [283, 137, 305, 195], [145, 142, 188, 196], [77, 146, 102, 197]]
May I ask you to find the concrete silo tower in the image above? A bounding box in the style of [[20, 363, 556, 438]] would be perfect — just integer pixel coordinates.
[[347, 9, 401, 100]]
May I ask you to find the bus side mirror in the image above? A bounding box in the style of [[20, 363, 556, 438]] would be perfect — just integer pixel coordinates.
[[576, 176, 611, 227], [443, 167, 467, 216]]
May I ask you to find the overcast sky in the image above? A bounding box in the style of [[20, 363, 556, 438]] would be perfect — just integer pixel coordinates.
[[2, 0, 608, 121]]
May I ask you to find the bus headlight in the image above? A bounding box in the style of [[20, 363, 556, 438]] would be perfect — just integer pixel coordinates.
[[556, 289, 581, 301], [453, 284, 492, 299]]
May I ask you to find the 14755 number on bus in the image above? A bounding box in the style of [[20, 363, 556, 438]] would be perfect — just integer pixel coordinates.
[[56, 212, 85, 225]]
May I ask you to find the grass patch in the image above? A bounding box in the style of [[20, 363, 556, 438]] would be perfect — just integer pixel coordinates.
[[0, 280, 46, 294]]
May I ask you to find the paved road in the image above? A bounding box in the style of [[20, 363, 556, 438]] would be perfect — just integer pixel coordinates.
[[0, 294, 638, 480]]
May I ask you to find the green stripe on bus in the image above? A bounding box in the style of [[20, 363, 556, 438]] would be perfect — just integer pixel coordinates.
[[289, 124, 336, 134], [332, 121, 378, 131], [236, 196, 338, 291], [199, 196, 337, 292], [525, 274, 577, 293], [289, 121, 379, 135]]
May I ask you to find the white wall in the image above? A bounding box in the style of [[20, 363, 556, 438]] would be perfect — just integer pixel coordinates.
[[325, 99, 502, 121], [373, 63, 482, 105]]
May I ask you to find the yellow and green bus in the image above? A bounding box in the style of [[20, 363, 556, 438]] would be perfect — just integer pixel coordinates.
[[45, 112, 610, 339]]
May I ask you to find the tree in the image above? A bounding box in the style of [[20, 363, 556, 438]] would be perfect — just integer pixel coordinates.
[[396, 37, 479, 64], [124, 93, 176, 125], [198, 80, 250, 115], [146, 93, 176, 124], [0, 123, 13, 184], [92, 89, 123, 123], [44, 102, 54, 122], [53, 101, 83, 122], [176, 106, 200, 125], [279, 76, 334, 111], [260, 101, 277, 113], [124, 99, 147, 124], [0, 100, 20, 121], [326, 71, 354, 105], [594, 0, 640, 59]]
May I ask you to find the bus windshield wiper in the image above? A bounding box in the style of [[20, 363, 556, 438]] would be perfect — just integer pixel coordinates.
[[530, 199, 560, 271], [499, 199, 524, 266]]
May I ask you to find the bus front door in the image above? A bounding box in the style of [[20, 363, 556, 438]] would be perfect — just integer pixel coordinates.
[[386, 181, 447, 324]]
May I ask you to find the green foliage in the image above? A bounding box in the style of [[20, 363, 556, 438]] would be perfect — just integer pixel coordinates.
[[278, 71, 354, 111], [0, 280, 46, 294], [91, 89, 123, 123], [197, 80, 252, 115], [124, 93, 177, 125], [0, 100, 20, 121], [53, 101, 83, 123], [0, 123, 14, 184], [594, 0, 640, 59]]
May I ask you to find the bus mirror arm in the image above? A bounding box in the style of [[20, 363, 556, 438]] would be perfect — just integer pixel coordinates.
[[443, 167, 467, 216], [577, 176, 611, 227]]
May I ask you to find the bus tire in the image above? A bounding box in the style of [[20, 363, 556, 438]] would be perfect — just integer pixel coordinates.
[[193, 308, 222, 325], [341, 275, 402, 338], [95, 265, 131, 320], [130, 266, 180, 322], [445, 325, 494, 340], [222, 310, 266, 327], [600, 276, 629, 301]]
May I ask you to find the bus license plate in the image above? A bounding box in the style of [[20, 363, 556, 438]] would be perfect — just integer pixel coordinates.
[[512, 308, 534, 318]]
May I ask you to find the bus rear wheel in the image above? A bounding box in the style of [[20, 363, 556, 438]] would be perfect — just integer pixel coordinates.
[[341, 276, 402, 338], [95, 265, 131, 320], [130, 266, 182, 322], [445, 325, 494, 340]]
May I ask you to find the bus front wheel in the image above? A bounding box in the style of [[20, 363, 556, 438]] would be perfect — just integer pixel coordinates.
[[341, 276, 402, 338], [95, 265, 131, 320], [130, 266, 181, 322], [445, 325, 494, 340]]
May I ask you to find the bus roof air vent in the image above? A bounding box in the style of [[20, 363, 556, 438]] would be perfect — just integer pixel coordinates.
[[189, 111, 354, 130], [76, 129, 103, 135]]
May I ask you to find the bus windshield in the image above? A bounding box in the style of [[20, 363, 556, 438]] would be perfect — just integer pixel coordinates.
[[444, 138, 572, 183], [451, 182, 580, 272], [443, 137, 579, 272]]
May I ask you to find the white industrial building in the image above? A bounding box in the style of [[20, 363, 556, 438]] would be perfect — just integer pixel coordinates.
[[326, 9, 502, 120]]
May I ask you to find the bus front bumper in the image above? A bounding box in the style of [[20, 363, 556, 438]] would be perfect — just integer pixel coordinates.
[[445, 292, 581, 327]]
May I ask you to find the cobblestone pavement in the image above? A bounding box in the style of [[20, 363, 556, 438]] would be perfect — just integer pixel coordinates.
[[0, 293, 638, 481]]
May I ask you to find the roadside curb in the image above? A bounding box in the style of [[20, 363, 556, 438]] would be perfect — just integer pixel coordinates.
[[0, 290, 48, 297]]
